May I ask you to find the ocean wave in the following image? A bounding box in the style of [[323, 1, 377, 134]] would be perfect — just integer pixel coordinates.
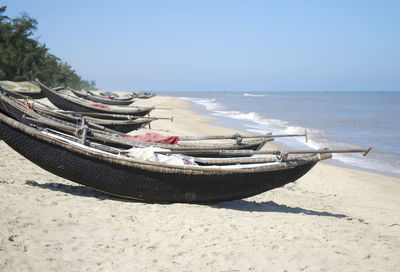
[[333, 153, 400, 176], [213, 110, 261, 122], [180, 97, 224, 111], [243, 93, 268, 97], [183, 95, 400, 177]]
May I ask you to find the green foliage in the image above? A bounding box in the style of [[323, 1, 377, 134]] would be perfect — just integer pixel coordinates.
[[0, 6, 95, 89]]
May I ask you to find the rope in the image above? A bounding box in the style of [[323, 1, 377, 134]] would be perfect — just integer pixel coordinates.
[[74, 117, 89, 145], [233, 133, 243, 144]]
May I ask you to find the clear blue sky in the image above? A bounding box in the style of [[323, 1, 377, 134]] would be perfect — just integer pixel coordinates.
[[3, 0, 400, 92]]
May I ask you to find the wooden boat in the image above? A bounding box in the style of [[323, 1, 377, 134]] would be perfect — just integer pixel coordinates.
[[0, 91, 270, 155], [0, 80, 45, 99], [0, 87, 151, 133], [0, 111, 331, 203], [133, 92, 156, 99], [99, 91, 135, 101], [71, 89, 135, 106], [36, 80, 154, 118], [35, 107, 151, 133]]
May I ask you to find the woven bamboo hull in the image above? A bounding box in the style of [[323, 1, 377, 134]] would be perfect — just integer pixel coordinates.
[[1, 87, 45, 99], [99, 120, 150, 133], [100, 92, 135, 101], [0, 93, 269, 155], [72, 90, 134, 106], [0, 113, 321, 203], [39, 83, 152, 118], [0, 93, 150, 134]]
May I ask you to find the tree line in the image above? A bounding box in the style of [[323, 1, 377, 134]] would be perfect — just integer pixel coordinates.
[[0, 6, 95, 89]]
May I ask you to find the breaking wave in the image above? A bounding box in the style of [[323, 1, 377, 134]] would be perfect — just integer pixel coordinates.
[[182, 95, 400, 177], [243, 93, 268, 97]]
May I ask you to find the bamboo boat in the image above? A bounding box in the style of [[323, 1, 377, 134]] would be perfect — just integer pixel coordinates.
[[0, 80, 45, 99], [0, 91, 270, 155], [71, 89, 135, 106], [0, 111, 332, 203], [0, 87, 151, 133], [35, 107, 151, 133], [99, 91, 135, 101], [133, 92, 156, 99], [36, 80, 154, 118]]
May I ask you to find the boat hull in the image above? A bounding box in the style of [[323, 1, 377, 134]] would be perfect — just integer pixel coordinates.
[[0, 113, 319, 203], [38, 83, 152, 118], [0, 86, 45, 99], [72, 90, 134, 106]]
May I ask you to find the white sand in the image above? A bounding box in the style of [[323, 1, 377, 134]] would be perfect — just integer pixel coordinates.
[[1, 96, 400, 271]]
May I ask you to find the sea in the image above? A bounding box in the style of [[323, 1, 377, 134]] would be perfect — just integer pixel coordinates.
[[162, 91, 400, 178]]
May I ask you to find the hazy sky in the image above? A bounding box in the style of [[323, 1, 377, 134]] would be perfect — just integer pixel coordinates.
[[3, 0, 400, 92]]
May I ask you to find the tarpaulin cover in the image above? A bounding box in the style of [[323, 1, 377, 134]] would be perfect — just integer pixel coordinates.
[[91, 103, 108, 109], [122, 133, 179, 145]]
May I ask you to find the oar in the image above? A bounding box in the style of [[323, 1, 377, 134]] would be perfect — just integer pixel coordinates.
[[179, 130, 308, 142], [156, 147, 372, 157], [53, 110, 174, 121]]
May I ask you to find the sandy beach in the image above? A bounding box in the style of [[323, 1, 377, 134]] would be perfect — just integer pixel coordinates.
[[1, 95, 400, 271]]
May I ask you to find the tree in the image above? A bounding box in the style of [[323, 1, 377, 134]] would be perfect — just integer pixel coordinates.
[[0, 6, 96, 89]]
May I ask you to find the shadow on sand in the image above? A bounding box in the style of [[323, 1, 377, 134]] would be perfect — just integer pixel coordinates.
[[26, 180, 349, 219], [212, 200, 349, 218], [25, 180, 118, 200]]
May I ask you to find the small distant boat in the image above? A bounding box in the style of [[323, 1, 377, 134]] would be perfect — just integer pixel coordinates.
[[0, 80, 45, 99], [36, 79, 154, 119], [71, 89, 135, 106], [99, 91, 135, 101], [133, 91, 156, 99], [0, 88, 152, 133], [37, 108, 152, 133]]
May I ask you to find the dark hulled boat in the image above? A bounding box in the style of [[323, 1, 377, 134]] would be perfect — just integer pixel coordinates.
[[36, 80, 154, 118], [0, 81, 45, 99], [0, 90, 270, 155], [71, 89, 135, 106], [0, 110, 330, 203]]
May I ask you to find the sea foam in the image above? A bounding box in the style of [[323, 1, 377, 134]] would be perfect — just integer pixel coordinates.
[[243, 93, 268, 97]]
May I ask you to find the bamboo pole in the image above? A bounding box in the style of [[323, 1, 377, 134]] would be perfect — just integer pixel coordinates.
[[23, 109, 128, 137], [156, 147, 372, 157], [53, 110, 173, 121], [178, 130, 308, 142], [218, 147, 373, 157], [35, 108, 113, 132]]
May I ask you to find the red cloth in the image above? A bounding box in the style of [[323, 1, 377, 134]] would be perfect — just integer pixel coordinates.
[[122, 133, 179, 145], [91, 103, 108, 109], [17, 101, 34, 110]]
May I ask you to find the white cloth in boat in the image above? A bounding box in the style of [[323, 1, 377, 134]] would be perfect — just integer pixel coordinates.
[[127, 146, 197, 166]]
